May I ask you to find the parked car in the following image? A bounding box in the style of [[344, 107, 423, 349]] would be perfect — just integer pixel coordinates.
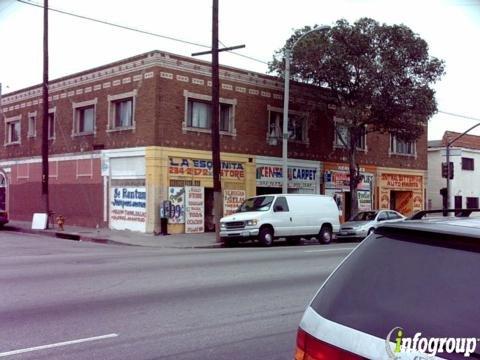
[[294, 209, 480, 359], [220, 194, 340, 246], [0, 209, 8, 227], [336, 209, 405, 240]]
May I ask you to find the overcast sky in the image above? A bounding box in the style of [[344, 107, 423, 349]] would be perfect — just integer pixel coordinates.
[[1, 0, 479, 140]]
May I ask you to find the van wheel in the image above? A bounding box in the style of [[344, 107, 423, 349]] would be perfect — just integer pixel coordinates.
[[319, 225, 332, 244], [259, 227, 274, 247]]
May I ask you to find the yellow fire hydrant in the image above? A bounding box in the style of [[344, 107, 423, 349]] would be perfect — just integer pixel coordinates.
[[56, 215, 65, 231]]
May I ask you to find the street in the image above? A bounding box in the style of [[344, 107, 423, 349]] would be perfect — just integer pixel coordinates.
[[0, 231, 356, 360]]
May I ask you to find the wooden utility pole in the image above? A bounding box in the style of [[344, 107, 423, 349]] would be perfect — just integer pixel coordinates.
[[42, 0, 50, 226], [192, 0, 244, 242], [211, 0, 222, 242]]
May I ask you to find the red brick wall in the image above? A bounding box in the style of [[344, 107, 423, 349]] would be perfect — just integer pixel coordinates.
[[8, 159, 103, 227]]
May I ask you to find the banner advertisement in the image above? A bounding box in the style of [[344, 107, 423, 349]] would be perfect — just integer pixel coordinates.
[[168, 187, 185, 224], [256, 165, 318, 190], [223, 189, 246, 217], [357, 191, 372, 211], [110, 187, 146, 232], [185, 186, 205, 233]]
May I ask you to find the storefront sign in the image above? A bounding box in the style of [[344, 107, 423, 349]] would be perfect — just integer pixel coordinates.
[[223, 189, 246, 216], [168, 187, 185, 224], [185, 186, 204, 233], [256, 165, 317, 190], [380, 173, 422, 190], [324, 170, 373, 191], [169, 158, 245, 180], [358, 191, 372, 211], [110, 187, 146, 232]]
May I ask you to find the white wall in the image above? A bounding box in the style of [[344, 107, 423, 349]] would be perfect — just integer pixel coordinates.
[[428, 147, 480, 209]]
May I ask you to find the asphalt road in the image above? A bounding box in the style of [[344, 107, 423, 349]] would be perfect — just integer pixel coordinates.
[[0, 231, 356, 360]]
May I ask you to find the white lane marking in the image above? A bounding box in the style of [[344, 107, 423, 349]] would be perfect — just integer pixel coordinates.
[[304, 247, 355, 253], [0, 333, 118, 357]]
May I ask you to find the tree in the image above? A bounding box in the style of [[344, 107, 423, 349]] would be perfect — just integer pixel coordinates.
[[270, 18, 445, 216]]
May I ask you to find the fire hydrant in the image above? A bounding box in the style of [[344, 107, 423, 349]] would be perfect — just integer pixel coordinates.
[[56, 215, 65, 231]]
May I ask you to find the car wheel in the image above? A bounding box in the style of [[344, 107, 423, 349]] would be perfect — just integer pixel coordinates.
[[319, 225, 332, 244], [259, 227, 274, 247]]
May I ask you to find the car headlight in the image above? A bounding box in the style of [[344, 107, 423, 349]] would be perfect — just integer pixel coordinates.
[[220, 223, 226, 229], [246, 219, 258, 226]]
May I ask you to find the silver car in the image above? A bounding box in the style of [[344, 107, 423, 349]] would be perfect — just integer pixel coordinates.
[[337, 210, 405, 240]]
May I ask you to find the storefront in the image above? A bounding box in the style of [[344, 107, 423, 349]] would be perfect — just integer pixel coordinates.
[[102, 148, 147, 232], [377, 168, 426, 216], [255, 156, 321, 195], [145, 147, 256, 234], [323, 162, 376, 222]]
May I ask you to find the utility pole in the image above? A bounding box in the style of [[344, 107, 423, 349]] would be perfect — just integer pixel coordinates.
[[42, 0, 50, 226], [192, 0, 244, 242]]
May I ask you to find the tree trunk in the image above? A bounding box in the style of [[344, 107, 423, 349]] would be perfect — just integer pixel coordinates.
[[349, 137, 359, 218]]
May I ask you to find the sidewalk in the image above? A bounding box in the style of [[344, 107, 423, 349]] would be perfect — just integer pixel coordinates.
[[4, 221, 221, 249]]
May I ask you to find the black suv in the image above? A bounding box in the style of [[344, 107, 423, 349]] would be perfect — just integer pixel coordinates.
[[294, 210, 480, 360]]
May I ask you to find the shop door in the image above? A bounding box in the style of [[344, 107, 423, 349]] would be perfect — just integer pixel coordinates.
[[391, 191, 413, 215], [204, 188, 215, 232]]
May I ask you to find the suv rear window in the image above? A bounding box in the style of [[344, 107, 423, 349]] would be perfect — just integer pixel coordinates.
[[311, 230, 480, 341]]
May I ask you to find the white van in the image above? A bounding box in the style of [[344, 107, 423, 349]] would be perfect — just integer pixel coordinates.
[[220, 194, 340, 246]]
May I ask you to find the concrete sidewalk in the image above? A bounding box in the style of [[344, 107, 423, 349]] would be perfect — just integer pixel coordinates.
[[3, 221, 221, 248]]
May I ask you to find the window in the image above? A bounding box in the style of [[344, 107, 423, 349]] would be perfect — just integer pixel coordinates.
[[108, 91, 136, 131], [334, 121, 366, 150], [186, 99, 232, 132], [461, 157, 474, 171], [27, 113, 36, 138], [273, 196, 289, 212], [390, 135, 416, 156], [48, 112, 55, 139], [5, 116, 21, 144], [74, 105, 95, 135], [267, 107, 308, 144], [387, 211, 402, 220], [183, 91, 236, 135], [113, 98, 133, 128], [454, 196, 462, 209], [466, 197, 478, 209]]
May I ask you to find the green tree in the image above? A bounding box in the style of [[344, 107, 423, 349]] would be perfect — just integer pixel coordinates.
[[270, 18, 445, 215]]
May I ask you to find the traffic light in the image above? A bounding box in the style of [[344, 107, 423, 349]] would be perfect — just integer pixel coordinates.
[[441, 162, 454, 179], [442, 163, 448, 178]]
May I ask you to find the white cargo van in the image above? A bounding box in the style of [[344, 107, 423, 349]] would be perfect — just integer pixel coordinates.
[[220, 194, 340, 246]]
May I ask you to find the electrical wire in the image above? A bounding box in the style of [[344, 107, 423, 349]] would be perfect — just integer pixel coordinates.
[[16, 0, 269, 65], [438, 110, 480, 122]]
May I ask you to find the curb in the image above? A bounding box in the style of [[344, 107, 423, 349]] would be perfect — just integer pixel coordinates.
[[3, 225, 221, 249]]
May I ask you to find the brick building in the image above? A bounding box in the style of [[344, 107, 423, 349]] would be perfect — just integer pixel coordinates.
[[0, 50, 428, 233]]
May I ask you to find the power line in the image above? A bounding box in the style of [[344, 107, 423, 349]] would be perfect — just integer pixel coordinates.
[[16, 0, 269, 66], [17, 0, 211, 49], [438, 110, 480, 122]]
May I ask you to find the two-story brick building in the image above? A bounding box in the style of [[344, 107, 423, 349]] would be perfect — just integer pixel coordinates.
[[0, 50, 428, 233]]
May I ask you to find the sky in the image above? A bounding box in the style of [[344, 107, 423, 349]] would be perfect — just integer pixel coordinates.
[[0, 0, 479, 140]]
